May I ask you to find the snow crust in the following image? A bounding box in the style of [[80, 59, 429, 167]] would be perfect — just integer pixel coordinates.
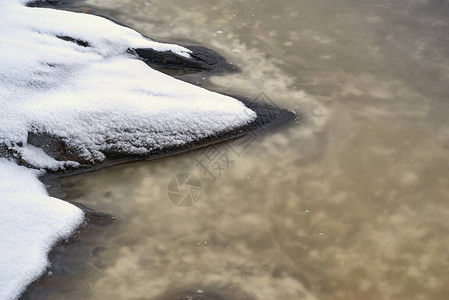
[[0, 1, 256, 299], [0, 159, 84, 300]]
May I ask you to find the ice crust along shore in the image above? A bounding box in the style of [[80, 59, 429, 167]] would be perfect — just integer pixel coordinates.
[[0, 0, 256, 299]]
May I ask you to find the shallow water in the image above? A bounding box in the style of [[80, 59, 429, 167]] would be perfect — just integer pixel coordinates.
[[24, 0, 449, 299]]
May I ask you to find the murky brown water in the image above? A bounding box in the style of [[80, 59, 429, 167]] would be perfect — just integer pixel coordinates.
[[24, 0, 449, 299]]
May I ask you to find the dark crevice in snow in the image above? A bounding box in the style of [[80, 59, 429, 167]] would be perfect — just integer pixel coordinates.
[[56, 35, 90, 47], [26, 0, 82, 7]]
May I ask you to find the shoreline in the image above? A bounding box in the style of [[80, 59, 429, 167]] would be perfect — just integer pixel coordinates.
[[22, 102, 297, 299], [7, 2, 299, 298]]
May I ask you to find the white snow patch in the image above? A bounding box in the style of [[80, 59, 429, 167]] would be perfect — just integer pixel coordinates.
[[0, 159, 84, 300], [13, 144, 80, 170]]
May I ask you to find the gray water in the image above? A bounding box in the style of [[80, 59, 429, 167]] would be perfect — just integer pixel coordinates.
[[25, 0, 449, 299]]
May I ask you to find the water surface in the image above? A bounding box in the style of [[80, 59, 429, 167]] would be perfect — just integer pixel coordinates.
[[25, 0, 449, 299]]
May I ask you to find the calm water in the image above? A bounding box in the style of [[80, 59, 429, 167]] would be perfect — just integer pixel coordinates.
[[25, 0, 449, 299]]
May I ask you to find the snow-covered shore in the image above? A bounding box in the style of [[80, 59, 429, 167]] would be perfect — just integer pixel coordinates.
[[0, 0, 256, 298]]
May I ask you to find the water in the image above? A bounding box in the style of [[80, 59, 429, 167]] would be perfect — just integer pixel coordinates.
[[24, 0, 449, 299]]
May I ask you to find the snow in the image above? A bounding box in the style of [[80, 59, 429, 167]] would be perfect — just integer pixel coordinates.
[[0, 159, 84, 300], [0, 0, 256, 163], [0, 0, 256, 299], [13, 144, 80, 170]]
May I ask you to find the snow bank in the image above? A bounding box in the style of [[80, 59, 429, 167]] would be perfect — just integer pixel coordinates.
[[1, 0, 256, 164], [0, 0, 256, 299], [0, 159, 84, 300]]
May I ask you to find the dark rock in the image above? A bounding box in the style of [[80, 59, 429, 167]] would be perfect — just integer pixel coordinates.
[[26, 131, 96, 165], [131, 45, 238, 74], [0, 144, 10, 159], [39, 176, 68, 199], [20, 99, 297, 175]]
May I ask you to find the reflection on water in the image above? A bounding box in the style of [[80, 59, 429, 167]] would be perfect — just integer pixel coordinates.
[[25, 0, 449, 299]]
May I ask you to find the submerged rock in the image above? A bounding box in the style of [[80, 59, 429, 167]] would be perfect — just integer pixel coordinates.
[[71, 202, 115, 226], [157, 291, 226, 300]]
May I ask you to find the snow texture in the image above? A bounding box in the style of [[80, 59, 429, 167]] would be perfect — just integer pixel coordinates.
[[0, 0, 256, 299], [0, 159, 84, 300]]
